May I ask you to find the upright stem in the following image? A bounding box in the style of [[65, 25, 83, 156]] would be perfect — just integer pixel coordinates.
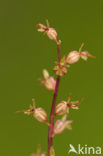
[[57, 42, 61, 62], [48, 42, 61, 156]]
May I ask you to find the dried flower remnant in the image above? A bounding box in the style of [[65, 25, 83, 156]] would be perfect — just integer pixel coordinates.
[[37, 24, 47, 32], [80, 51, 95, 60], [66, 43, 95, 64], [67, 94, 83, 110], [67, 100, 80, 110], [39, 69, 56, 91], [37, 20, 58, 42]]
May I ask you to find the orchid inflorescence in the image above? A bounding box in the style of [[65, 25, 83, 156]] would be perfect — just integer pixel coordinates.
[[17, 20, 95, 156]]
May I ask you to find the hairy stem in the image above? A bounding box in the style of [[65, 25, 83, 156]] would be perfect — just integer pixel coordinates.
[[48, 42, 61, 156]]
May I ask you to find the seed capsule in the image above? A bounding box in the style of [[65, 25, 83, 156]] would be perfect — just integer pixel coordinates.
[[66, 51, 80, 64], [47, 28, 57, 41], [34, 107, 47, 123], [37, 21, 58, 42], [56, 101, 68, 115]]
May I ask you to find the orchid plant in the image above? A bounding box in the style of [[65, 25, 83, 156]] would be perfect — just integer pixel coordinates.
[[18, 20, 95, 156]]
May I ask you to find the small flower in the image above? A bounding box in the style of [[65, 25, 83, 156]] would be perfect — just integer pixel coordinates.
[[55, 94, 82, 116], [16, 99, 49, 125], [55, 101, 68, 115], [37, 20, 58, 42], [54, 56, 70, 76], [66, 43, 95, 64], [53, 119, 72, 136], [39, 69, 56, 91]]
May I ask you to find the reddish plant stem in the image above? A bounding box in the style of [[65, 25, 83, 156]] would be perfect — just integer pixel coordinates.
[[48, 42, 61, 156]]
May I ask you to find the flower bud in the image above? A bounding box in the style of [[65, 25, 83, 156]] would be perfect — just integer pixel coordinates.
[[43, 69, 49, 79], [39, 70, 56, 91], [66, 51, 80, 64], [44, 77, 56, 91], [34, 107, 47, 123], [47, 28, 57, 41], [56, 101, 68, 115]]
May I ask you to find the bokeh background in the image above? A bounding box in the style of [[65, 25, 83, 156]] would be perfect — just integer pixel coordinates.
[[0, 0, 103, 155]]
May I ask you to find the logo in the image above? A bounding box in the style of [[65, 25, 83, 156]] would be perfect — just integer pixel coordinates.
[[68, 144, 102, 155]]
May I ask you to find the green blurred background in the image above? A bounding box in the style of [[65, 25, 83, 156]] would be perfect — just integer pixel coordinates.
[[0, 0, 103, 155]]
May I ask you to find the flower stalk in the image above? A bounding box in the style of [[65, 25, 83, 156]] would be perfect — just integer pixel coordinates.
[[17, 20, 95, 156], [48, 37, 61, 156]]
